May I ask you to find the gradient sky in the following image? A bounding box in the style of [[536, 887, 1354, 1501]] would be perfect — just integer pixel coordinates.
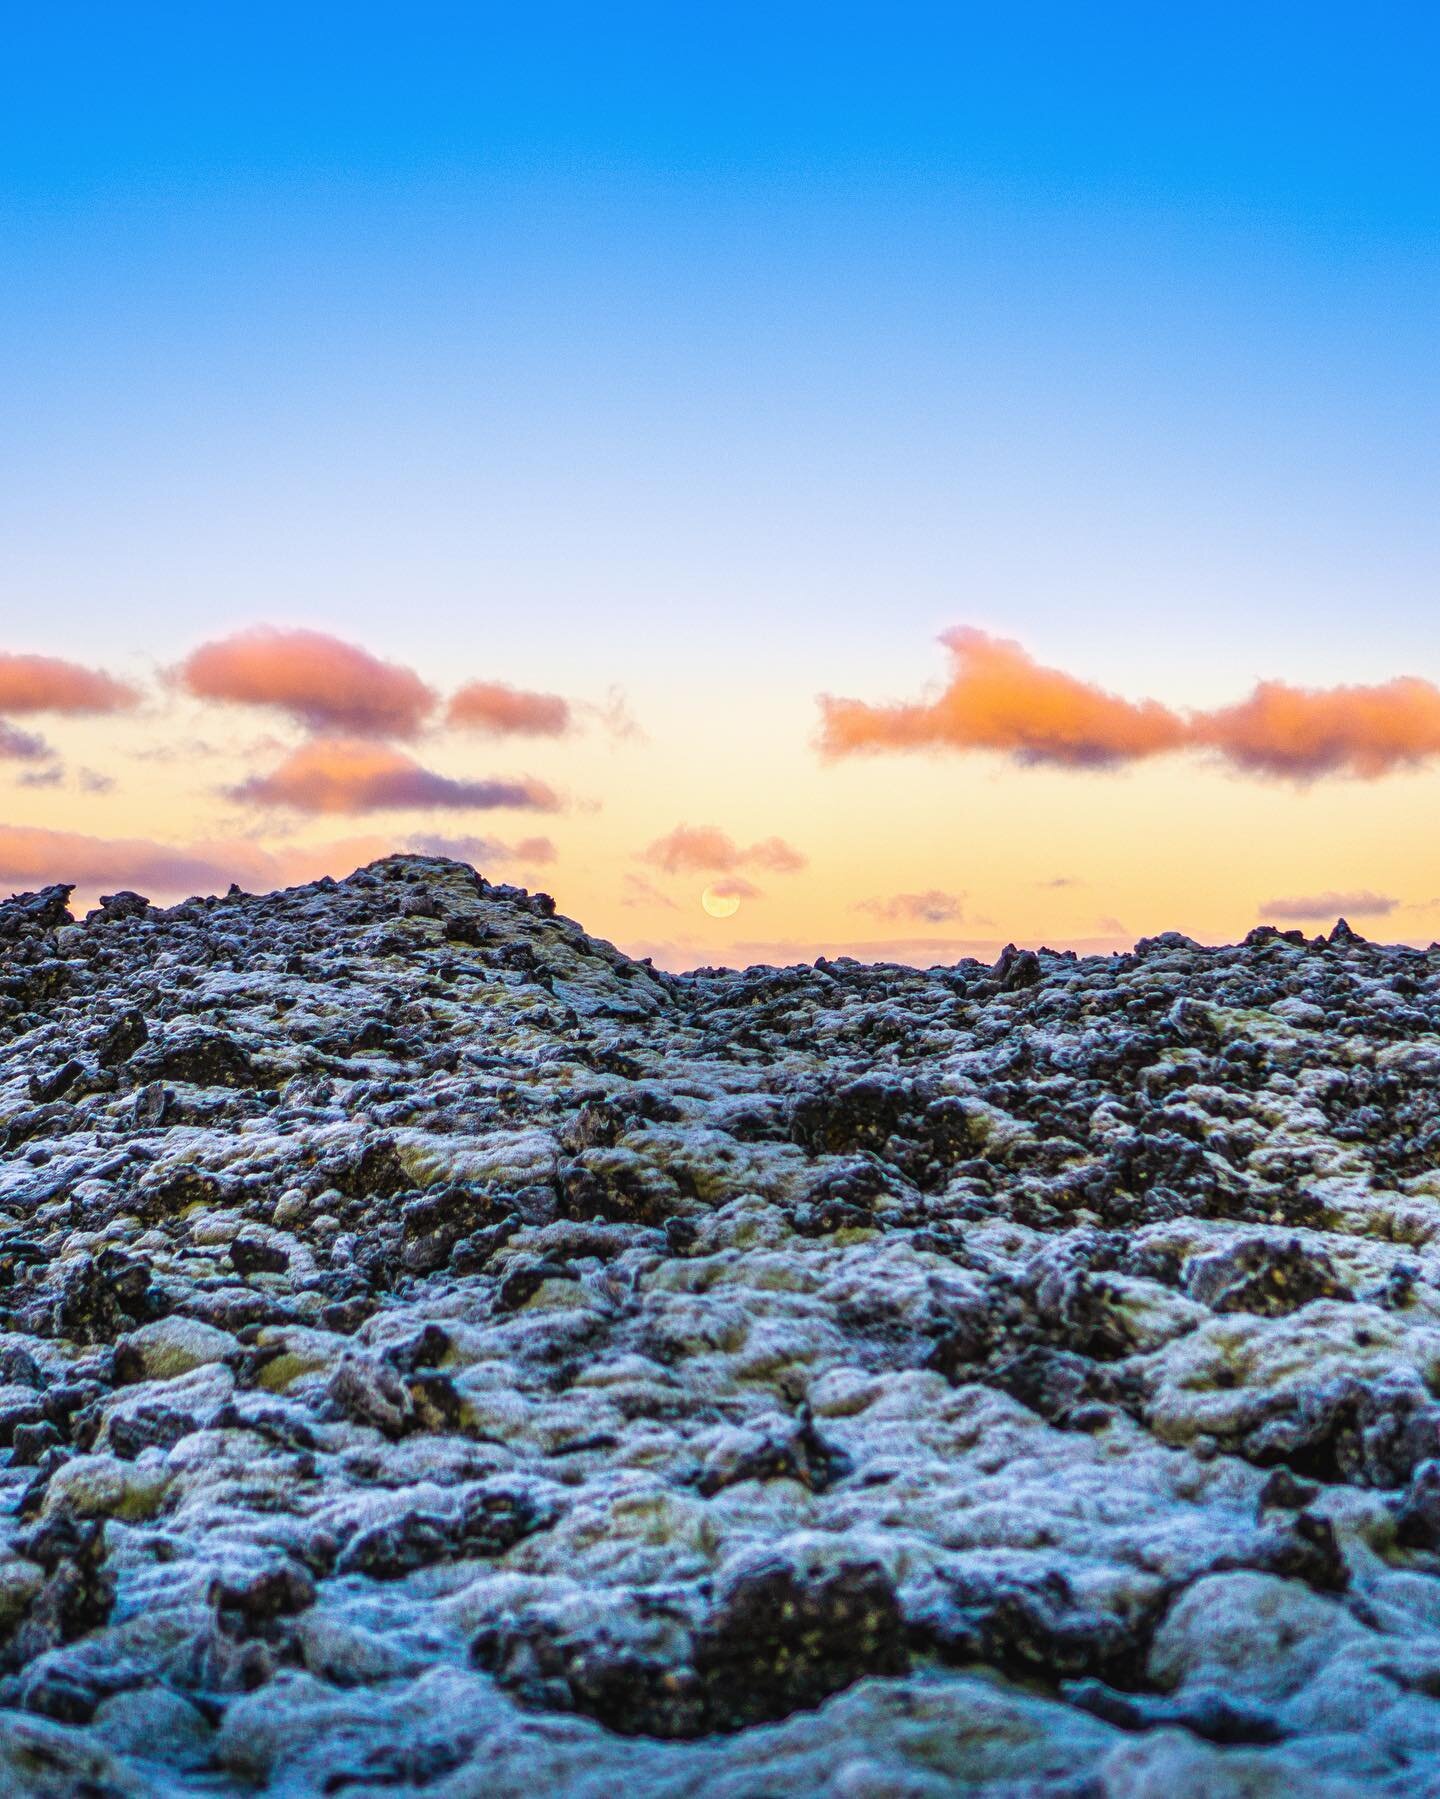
[[2, 4, 1438, 966]]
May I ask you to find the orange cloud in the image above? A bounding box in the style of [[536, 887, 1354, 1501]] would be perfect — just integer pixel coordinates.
[[1192, 677, 1440, 779], [179, 627, 435, 737], [0, 653, 138, 715], [230, 740, 560, 815], [819, 628, 1187, 767], [641, 824, 808, 874], [446, 682, 571, 736], [820, 628, 1440, 781]]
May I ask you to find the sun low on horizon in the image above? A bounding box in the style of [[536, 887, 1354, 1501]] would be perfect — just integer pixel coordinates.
[[2, 6, 1437, 970]]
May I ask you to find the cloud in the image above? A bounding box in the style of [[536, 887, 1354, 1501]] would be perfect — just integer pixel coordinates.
[[819, 627, 1440, 780], [16, 767, 63, 788], [0, 822, 571, 915], [819, 628, 1187, 768], [855, 889, 963, 924], [1259, 889, 1400, 921], [748, 836, 807, 873], [621, 874, 679, 911], [179, 627, 435, 738], [230, 740, 561, 815], [584, 687, 645, 744], [1191, 678, 1440, 780], [0, 722, 53, 762], [0, 825, 241, 896], [0, 653, 138, 715], [641, 824, 807, 874], [447, 682, 571, 737], [0, 824, 544, 910], [709, 875, 763, 900], [1039, 875, 1081, 889], [625, 931, 1133, 975], [406, 832, 557, 865]]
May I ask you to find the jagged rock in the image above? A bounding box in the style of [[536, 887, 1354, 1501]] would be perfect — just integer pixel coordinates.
[[0, 853, 1436, 1793]]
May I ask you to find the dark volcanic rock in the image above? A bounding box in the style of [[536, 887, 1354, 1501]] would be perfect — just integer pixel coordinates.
[[0, 854, 1437, 1793]]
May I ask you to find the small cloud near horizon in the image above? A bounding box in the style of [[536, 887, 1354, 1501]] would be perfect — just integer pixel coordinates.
[[855, 889, 964, 924], [0, 824, 564, 910], [625, 931, 1132, 975], [406, 831, 557, 866], [641, 823, 806, 875], [1259, 889, 1400, 921], [709, 875, 763, 900], [621, 873, 679, 911], [0, 822, 395, 906]]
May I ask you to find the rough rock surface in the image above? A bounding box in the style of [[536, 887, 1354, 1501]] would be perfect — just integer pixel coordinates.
[[0, 859, 1439, 1794]]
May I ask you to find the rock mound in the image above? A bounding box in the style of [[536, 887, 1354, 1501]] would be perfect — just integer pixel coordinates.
[[0, 856, 1437, 1793]]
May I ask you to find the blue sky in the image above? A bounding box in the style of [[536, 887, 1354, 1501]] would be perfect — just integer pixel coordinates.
[[5, 4, 1437, 681], [0, 6, 1437, 958]]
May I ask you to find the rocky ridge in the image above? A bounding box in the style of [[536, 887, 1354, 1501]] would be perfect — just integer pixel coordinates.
[[0, 856, 1439, 1793]]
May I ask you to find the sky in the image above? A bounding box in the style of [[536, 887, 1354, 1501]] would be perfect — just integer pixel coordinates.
[[2, 4, 1438, 968]]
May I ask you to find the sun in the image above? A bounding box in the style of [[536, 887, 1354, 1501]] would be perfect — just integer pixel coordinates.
[[701, 884, 740, 919]]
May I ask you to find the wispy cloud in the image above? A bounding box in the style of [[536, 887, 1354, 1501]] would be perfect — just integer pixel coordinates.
[[621, 873, 679, 911], [0, 823, 392, 902], [0, 822, 569, 909], [446, 681, 571, 736], [641, 824, 807, 874], [0, 722, 54, 763], [819, 627, 1440, 780], [582, 687, 645, 744], [855, 889, 964, 924], [1259, 888, 1399, 921], [709, 874, 763, 900], [406, 831, 557, 865], [230, 740, 560, 815], [626, 930, 1133, 974], [179, 627, 436, 738]]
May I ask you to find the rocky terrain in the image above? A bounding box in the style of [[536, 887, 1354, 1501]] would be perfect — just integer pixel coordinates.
[[0, 857, 1439, 1794]]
